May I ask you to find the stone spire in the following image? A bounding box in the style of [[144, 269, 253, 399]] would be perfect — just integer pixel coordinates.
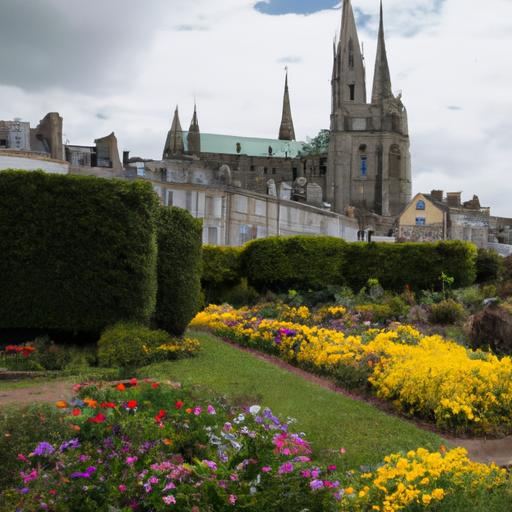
[[162, 106, 184, 159], [278, 68, 296, 141], [187, 103, 201, 155], [331, 0, 366, 110], [371, 1, 393, 104]]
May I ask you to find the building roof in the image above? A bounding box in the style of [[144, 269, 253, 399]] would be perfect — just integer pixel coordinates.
[[182, 132, 307, 158]]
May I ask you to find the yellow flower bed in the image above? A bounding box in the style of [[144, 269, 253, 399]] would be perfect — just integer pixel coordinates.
[[190, 304, 512, 435], [341, 447, 507, 511]]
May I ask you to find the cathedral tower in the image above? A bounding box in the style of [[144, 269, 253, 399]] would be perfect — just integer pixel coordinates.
[[162, 106, 184, 159], [326, 0, 411, 216], [187, 103, 201, 155], [278, 69, 296, 141]]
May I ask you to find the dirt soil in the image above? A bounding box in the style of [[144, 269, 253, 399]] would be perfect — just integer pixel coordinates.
[[2, 345, 512, 467]]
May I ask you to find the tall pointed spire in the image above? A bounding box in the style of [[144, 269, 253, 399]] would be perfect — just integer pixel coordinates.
[[331, 0, 366, 111], [371, 1, 393, 104], [162, 106, 184, 159], [187, 103, 201, 155], [278, 68, 296, 141]]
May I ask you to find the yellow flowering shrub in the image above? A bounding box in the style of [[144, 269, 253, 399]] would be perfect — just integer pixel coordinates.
[[339, 447, 507, 511]]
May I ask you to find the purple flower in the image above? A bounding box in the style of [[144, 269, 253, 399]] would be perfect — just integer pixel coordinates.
[[21, 488, 29, 494], [310, 480, 324, 489], [31, 442, 54, 456], [202, 460, 217, 470], [59, 439, 81, 452]]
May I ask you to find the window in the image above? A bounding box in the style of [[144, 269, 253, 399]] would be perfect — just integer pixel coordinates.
[[360, 156, 367, 176], [349, 84, 355, 101], [416, 200, 426, 210], [239, 225, 252, 245], [415, 217, 426, 226], [207, 227, 218, 245]]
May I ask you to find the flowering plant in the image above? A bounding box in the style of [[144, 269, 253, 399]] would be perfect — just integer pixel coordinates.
[[1, 345, 42, 371]]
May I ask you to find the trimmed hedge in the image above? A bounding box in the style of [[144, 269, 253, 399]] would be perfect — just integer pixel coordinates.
[[0, 170, 159, 333], [154, 207, 202, 336], [201, 245, 243, 304], [342, 240, 477, 293], [240, 235, 347, 294], [238, 236, 476, 295]]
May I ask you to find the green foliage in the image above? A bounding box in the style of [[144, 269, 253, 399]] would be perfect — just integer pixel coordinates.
[[97, 322, 173, 368], [154, 207, 202, 336], [342, 240, 477, 294], [31, 335, 98, 371], [302, 129, 330, 155], [0, 170, 159, 333], [241, 235, 347, 294], [428, 299, 466, 325], [201, 245, 243, 304], [475, 247, 504, 283]]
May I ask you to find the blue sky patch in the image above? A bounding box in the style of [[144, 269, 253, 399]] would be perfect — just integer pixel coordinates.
[[254, 0, 339, 16]]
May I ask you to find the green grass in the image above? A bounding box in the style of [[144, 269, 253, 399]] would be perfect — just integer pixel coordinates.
[[136, 332, 447, 468]]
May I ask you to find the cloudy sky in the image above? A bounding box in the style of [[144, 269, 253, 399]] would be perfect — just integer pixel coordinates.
[[1, 0, 512, 216]]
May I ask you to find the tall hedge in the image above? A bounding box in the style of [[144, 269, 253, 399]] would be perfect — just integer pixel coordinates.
[[240, 235, 347, 293], [239, 236, 476, 295], [0, 170, 159, 333], [341, 240, 477, 293], [154, 207, 202, 336]]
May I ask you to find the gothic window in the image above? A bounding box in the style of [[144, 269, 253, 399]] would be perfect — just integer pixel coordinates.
[[360, 156, 367, 176], [415, 217, 426, 226], [416, 200, 425, 210], [349, 84, 355, 101]]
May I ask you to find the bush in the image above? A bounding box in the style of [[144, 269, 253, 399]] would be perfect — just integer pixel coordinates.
[[201, 245, 243, 304], [154, 207, 203, 336], [0, 170, 159, 334], [241, 235, 347, 294], [428, 299, 466, 325], [98, 322, 173, 368], [476, 247, 504, 283]]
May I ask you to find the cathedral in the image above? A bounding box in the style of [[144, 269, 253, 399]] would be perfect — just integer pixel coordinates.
[[160, 0, 412, 219]]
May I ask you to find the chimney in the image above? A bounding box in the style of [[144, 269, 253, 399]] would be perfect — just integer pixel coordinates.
[[446, 192, 462, 208], [430, 190, 443, 201]]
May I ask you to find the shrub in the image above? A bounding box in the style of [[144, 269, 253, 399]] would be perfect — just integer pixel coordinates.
[[241, 235, 347, 294], [475, 247, 504, 283], [0, 170, 159, 334], [98, 322, 176, 368], [201, 245, 243, 304], [154, 207, 203, 336], [428, 299, 466, 325]]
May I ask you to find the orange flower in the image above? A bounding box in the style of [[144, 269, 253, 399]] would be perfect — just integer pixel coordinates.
[[116, 383, 126, 391], [56, 400, 68, 409]]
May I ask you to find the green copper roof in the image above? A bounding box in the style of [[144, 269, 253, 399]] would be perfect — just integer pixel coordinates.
[[183, 132, 308, 158]]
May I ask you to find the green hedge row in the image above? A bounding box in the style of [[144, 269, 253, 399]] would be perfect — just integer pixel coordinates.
[[202, 236, 477, 296], [155, 207, 202, 335], [0, 171, 202, 337]]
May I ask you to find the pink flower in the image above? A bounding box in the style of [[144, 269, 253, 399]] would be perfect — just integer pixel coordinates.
[[119, 485, 126, 492], [262, 467, 272, 472], [207, 405, 216, 415], [162, 495, 176, 504], [229, 494, 237, 505]]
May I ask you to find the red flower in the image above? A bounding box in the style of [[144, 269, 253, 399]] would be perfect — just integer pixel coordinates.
[[72, 408, 82, 416], [88, 413, 106, 423], [159, 410, 166, 417], [152, 382, 159, 388], [155, 416, 161, 422], [175, 401, 184, 409], [130, 378, 138, 386], [127, 400, 137, 409]]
